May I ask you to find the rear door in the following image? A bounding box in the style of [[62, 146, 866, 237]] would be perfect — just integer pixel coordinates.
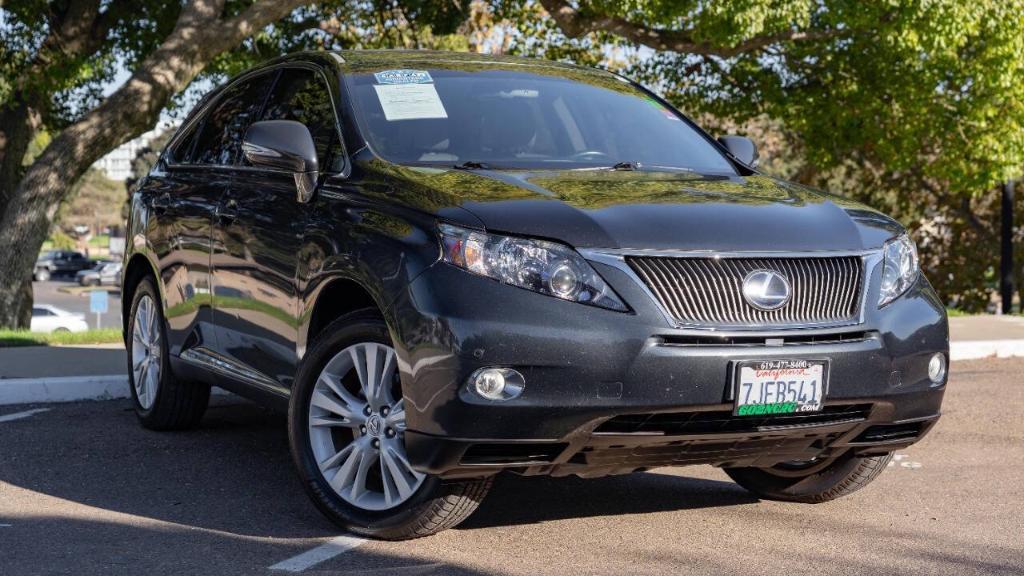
[[212, 65, 346, 389]]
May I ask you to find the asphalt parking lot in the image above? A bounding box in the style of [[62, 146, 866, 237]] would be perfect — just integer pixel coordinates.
[[1, 358, 1022, 576]]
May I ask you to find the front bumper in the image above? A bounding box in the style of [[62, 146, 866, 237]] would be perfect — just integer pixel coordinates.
[[390, 259, 948, 479]]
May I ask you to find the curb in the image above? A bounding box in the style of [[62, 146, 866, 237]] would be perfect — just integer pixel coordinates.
[[949, 340, 1024, 361], [0, 375, 229, 406], [0, 375, 129, 405]]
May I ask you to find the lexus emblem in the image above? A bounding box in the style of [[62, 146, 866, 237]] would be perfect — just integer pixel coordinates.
[[366, 414, 383, 437], [742, 270, 792, 311]]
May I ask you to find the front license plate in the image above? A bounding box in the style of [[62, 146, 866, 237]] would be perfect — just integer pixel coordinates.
[[733, 359, 828, 416]]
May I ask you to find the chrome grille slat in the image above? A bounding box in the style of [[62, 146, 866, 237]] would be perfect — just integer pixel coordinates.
[[627, 255, 863, 328]]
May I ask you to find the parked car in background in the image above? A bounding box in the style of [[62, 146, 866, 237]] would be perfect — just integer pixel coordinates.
[[34, 250, 92, 281], [30, 305, 89, 333], [121, 51, 948, 540], [77, 262, 122, 287]]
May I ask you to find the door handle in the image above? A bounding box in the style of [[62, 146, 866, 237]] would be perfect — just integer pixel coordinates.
[[151, 193, 171, 214], [217, 199, 239, 224]]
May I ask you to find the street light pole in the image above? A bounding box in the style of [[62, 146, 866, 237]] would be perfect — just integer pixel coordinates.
[[1001, 180, 1015, 314]]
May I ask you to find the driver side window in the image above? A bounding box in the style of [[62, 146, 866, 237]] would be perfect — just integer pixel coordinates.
[[191, 73, 275, 166], [259, 68, 344, 172]]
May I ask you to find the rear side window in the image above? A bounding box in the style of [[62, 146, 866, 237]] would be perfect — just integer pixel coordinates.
[[169, 121, 200, 163], [260, 68, 344, 172], [192, 73, 275, 166]]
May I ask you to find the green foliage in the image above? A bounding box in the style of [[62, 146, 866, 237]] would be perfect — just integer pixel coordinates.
[[0, 327, 122, 347], [200, 1, 477, 89], [48, 229, 75, 250], [56, 169, 127, 231], [1, 0, 181, 129]]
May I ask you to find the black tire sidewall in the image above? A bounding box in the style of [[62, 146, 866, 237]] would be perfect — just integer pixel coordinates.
[[725, 451, 891, 501], [288, 310, 445, 533]]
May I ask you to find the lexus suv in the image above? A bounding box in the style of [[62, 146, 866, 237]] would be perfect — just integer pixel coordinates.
[[122, 50, 948, 539]]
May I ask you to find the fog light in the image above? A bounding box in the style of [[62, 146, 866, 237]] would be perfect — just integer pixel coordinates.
[[469, 368, 525, 401], [928, 353, 947, 384]]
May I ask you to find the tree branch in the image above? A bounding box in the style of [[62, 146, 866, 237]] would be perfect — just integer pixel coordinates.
[[538, 0, 841, 57], [0, 0, 311, 327]]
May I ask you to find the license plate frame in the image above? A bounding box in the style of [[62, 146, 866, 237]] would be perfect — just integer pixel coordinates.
[[732, 359, 830, 416]]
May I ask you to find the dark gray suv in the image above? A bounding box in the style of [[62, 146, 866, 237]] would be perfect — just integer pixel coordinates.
[[121, 50, 948, 539]]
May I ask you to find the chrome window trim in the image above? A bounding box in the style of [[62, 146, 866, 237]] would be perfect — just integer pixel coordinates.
[[163, 61, 350, 176], [581, 248, 880, 332]]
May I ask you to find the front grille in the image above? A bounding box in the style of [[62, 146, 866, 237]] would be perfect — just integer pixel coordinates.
[[627, 255, 863, 328], [594, 404, 873, 436]]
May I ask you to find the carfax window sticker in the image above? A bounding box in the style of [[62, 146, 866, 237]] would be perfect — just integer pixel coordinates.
[[374, 83, 448, 121], [374, 69, 434, 85]]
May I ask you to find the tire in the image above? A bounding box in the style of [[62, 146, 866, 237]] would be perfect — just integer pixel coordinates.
[[288, 309, 492, 540], [127, 277, 210, 430], [53, 327, 71, 333], [724, 451, 893, 503], [35, 268, 50, 282]]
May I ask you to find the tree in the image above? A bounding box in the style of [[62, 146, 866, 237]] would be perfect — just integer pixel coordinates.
[[0, 0, 314, 327], [0, 0, 485, 327], [502, 0, 1024, 309]]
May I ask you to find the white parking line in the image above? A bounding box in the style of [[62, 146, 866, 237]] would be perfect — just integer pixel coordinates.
[[888, 453, 923, 469], [269, 534, 368, 572], [0, 408, 51, 423]]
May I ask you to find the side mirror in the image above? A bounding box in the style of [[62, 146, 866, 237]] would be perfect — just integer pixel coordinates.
[[717, 135, 759, 169], [242, 120, 319, 203]]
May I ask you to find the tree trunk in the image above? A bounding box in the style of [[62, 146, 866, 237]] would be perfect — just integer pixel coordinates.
[[0, 101, 45, 329], [0, 101, 39, 216], [0, 0, 309, 328]]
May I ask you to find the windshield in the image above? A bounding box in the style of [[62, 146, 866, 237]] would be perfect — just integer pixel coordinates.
[[345, 67, 736, 174]]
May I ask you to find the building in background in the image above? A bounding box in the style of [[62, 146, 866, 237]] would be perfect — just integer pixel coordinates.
[[90, 128, 166, 181]]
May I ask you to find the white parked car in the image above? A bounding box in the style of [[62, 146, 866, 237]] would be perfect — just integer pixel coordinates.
[[30, 305, 89, 333]]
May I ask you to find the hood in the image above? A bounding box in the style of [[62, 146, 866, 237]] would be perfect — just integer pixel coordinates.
[[359, 159, 903, 252]]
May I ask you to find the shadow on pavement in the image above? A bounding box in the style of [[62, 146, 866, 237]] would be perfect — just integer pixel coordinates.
[[463, 472, 755, 529], [2, 393, 1024, 575], [0, 399, 755, 538]]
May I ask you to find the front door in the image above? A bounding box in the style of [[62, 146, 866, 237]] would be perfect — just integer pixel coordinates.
[[211, 66, 346, 389]]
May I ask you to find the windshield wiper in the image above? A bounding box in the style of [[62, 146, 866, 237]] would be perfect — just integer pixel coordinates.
[[453, 161, 492, 170]]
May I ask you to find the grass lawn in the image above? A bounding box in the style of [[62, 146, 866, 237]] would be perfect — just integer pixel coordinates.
[[0, 328, 123, 348]]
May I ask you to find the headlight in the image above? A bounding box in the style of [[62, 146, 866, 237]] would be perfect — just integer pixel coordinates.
[[439, 223, 627, 311], [878, 233, 919, 307]]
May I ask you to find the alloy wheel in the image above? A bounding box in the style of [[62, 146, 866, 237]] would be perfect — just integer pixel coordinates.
[[131, 294, 162, 409], [308, 342, 425, 511]]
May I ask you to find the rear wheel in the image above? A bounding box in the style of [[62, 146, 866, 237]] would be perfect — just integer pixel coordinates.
[[127, 277, 210, 430], [35, 268, 50, 282], [724, 451, 893, 503], [289, 310, 492, 540]]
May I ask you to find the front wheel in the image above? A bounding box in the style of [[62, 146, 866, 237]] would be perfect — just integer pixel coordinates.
[[724, 451, 893, 503], [35, 268, 50, 282], [289, 310, 492, 540]]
